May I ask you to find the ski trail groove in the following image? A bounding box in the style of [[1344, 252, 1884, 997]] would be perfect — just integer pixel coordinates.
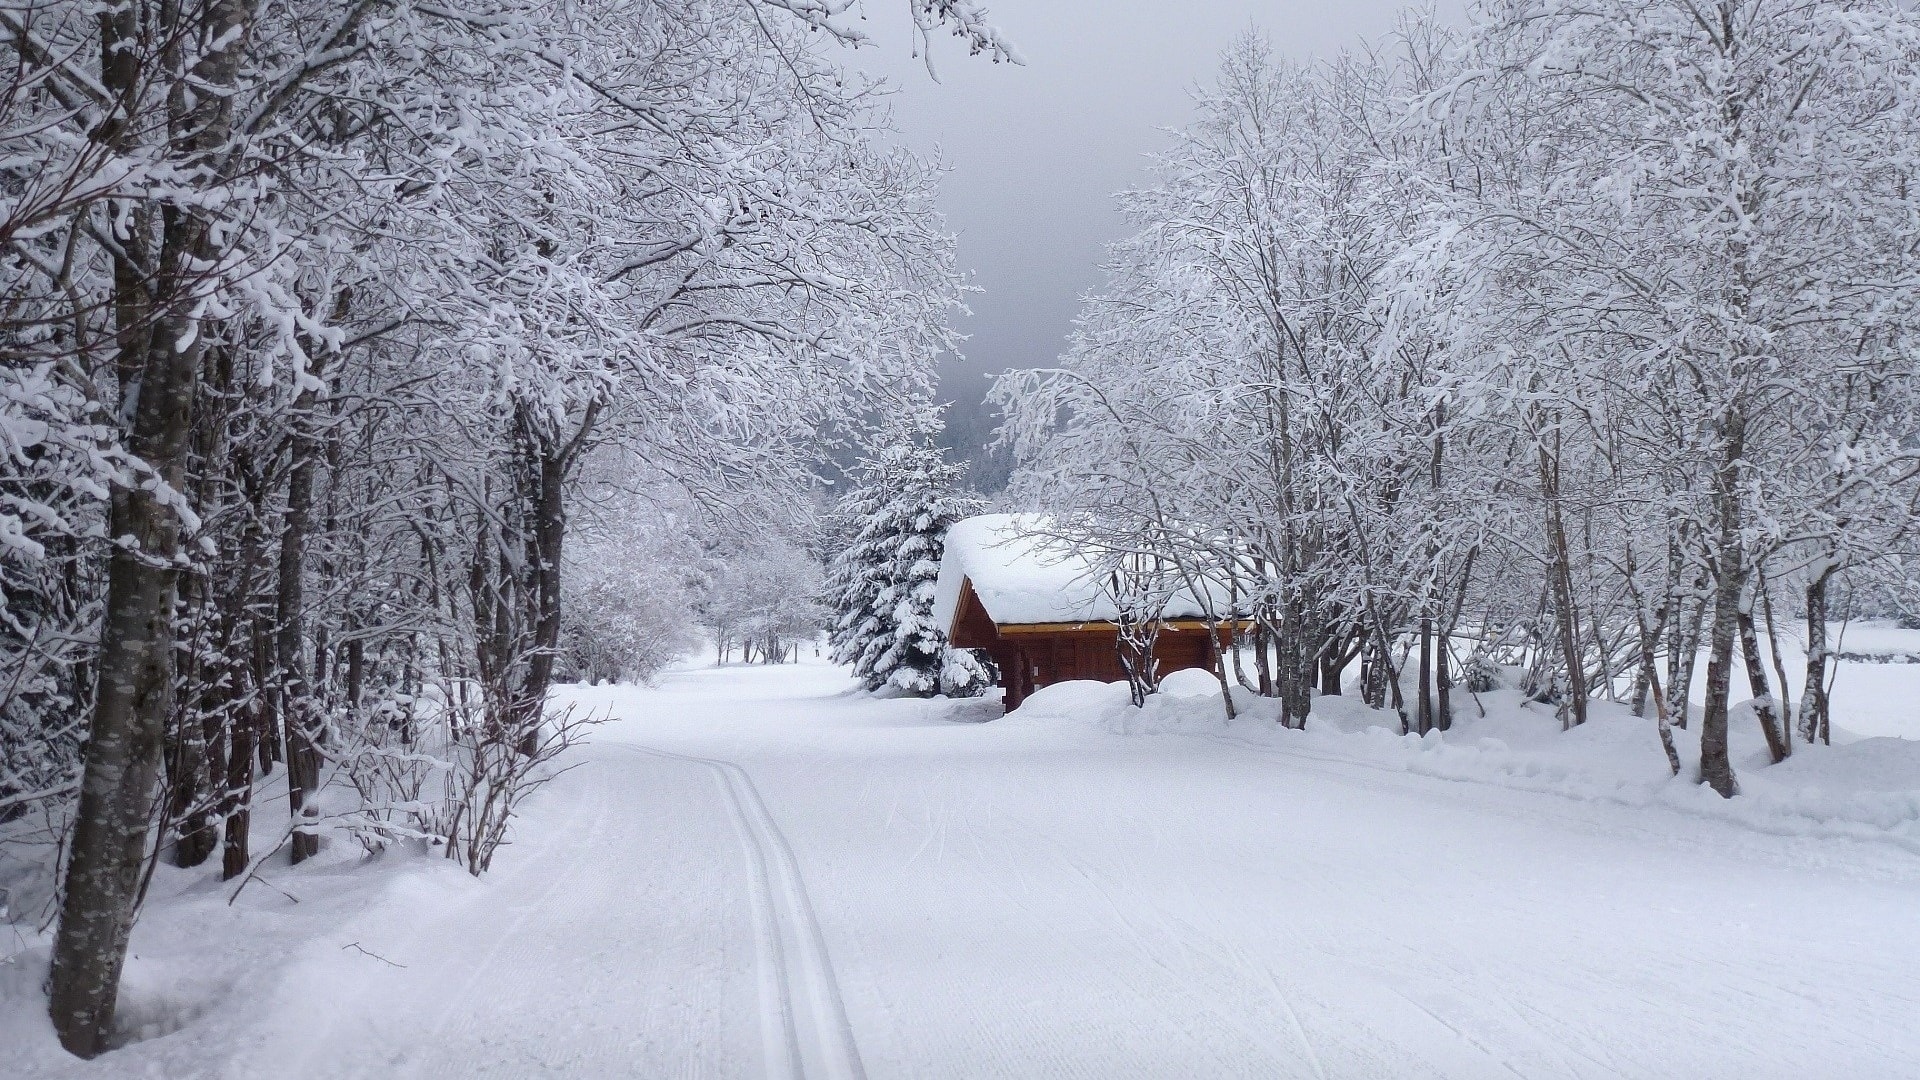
[[623, 743, 867, 1080]]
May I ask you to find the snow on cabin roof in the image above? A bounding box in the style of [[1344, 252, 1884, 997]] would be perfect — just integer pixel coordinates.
[[932, 514, 1225, 632]]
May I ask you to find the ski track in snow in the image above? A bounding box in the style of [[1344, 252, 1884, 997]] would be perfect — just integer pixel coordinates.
[[620, 743, 866, 1080]]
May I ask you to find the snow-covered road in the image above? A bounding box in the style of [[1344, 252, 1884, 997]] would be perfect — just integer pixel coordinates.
[[444, 661, 1920, 1079], [17, 659, 1920, 1079]]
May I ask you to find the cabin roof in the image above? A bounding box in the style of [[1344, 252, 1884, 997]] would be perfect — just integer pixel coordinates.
[[932, 514, 1225, 634]]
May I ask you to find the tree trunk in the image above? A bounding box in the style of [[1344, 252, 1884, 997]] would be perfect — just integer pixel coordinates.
[[1736, 606, 1788, 765], [1641, 638, 1683, 777], [1798, 563, 1834, 746], [47, 453, 190, 1056], [1669, 581, 1707, 731], [1631, 595, 1669, 718], [1417, 614, 1434, 736], [513, 436, 569, 755], [254, 617, 280, 772], [1320, 625, 1354, 695], [50, 0, 261, 1048], [221, 677, 258, 882], [164, 615, 217, 869], [1229, 623, 1255, 692], [1283, 593, 1314, 728], [1698, 415, 1747, 799], [1539, 433, 1588, 728], [1204, 623, 1238, 723], [278, 394, 322, 864], [1758, 571, 1794, 761], [1253, 621, 1274, 697], [346, 636, 365, 711]]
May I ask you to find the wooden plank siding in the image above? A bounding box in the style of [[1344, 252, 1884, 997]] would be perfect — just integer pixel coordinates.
[[945, 576, 1238, 710]]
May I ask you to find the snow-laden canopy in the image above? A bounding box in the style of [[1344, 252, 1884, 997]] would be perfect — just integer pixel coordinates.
[[933, 515, 1226, 631]]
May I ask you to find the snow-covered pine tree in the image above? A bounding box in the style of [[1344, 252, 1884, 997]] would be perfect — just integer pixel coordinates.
[[826, 447, 902, 684], [827, 425, 987, 695]]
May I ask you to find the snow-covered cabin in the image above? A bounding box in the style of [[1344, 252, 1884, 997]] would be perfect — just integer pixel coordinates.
[[933, 515, 1237, 709]]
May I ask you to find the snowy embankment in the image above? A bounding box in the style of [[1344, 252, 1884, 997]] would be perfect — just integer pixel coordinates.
[[0, 769, 489, 1077], [1012, 665, 1920, 858]]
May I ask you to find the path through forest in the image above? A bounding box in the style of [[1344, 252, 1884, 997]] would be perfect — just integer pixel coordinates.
[[345, 660, 1920, 1078], [20, 658, 1920, 1078]]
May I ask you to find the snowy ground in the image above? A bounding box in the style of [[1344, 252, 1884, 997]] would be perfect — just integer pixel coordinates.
[[7, 653, 1920, 1078], [1675, 618, 1920, 740]]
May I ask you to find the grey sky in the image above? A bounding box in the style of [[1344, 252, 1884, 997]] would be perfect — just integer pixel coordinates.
[[847, 1, 1454, 485]]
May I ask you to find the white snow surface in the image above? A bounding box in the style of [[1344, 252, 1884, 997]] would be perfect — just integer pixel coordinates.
[[932, 514, 1221, 631], [7, 656, 1920, 1077]]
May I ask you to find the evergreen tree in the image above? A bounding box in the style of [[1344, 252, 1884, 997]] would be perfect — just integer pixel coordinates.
[[827, 425, 987, 695]]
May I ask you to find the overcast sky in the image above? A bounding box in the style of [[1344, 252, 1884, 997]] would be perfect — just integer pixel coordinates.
[[845, 0, 1456, 481]]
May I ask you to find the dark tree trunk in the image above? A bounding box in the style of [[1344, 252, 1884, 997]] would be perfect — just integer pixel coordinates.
[[221, 679, 258, 882], [1277, 593, 1313, 728], [510, 413, 585, 754], [219, 505, 268, 881], [278, 394, 322, 864], [1320, 625, 1355, 696], [253, 617, 279, 772], [1253, 621, 1274, 697], [50, 0, 260, 1049], [48, 432, 190, 1056], [528, 450, 566, 727], [346, 636, 365, 710], [1417, 615, 1434, 736], [164, 612, 217, 869]]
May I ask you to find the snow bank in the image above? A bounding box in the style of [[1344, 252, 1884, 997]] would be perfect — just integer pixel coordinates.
[[931, 515, 1226, 631], [1002, 672, 1920, 857], [0, 780, 475, 1076]]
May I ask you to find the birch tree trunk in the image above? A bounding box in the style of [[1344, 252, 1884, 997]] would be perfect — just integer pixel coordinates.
[[1539, 433, 1588, 728], [1737, 606, 1789, 765], [1798, 562, 1835, 746], [1698, 414, 1747, 798]]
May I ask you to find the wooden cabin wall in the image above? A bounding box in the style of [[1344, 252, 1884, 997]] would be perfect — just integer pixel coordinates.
[[994, 627, 1223, 710]]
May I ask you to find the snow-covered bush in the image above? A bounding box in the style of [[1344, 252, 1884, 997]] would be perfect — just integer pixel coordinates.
[[1463, 653, 1500, 695]]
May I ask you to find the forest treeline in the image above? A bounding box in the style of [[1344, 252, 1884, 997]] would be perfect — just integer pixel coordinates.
[[0, 0, 1010, 1057], [1000, 1, 1920, 796]]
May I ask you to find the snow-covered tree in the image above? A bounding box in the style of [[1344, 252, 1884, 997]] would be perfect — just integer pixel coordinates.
[[998, 3, 1920, 792], [828, 422, 985, 695], [1, 0, 1003, 1056], [560, 520, 701, 686], [700, 538, 828, 665]]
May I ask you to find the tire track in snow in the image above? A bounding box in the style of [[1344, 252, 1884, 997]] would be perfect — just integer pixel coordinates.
[[621, 743, 866, 1080]]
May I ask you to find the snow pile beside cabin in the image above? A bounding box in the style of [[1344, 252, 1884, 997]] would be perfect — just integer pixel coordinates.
[[1002, 668, 1920, 857], [932, 514, 1223, 629]]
